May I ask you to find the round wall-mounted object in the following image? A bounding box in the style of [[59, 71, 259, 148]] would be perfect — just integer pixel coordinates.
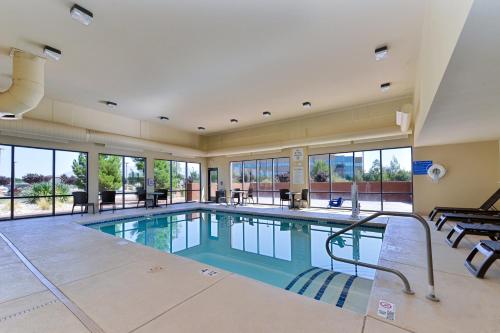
[[427, 164, 446, 183]]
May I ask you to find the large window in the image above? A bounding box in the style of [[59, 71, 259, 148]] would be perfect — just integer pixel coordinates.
[[98, 154, 145, 209], [309, 147, 412, 212], [0, 144, 88, 220], [153, 159, 201, 204], [230, 158, 290, 205]]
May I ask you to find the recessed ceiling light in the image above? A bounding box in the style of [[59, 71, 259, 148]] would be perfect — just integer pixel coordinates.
[[43, 46, 62, 61], [380, 82, 391, 92], [375, 45, 388, 61], [104, 101, 118, 109], [159, 116, 169, 120], [70, 4, 94, 26], [230, 119, 238, 123], [302, 101, 311, 109], [262, 111, 271, 117], [197, 126, 206, 131]]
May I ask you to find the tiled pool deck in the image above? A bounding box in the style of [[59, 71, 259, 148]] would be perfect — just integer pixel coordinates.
[[1, 203, 499, 332]]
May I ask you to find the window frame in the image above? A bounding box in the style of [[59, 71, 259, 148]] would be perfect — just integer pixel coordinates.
[[153, 158, 202, 204], [0, 143, 88, 220], [308, 146, 413, 212]]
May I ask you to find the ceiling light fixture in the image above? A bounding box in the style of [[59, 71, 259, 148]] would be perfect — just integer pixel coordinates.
[[197, 126, 206, 131], [380, 82, 391, 92], [104, 101, 118, 109], [262, 111, 271, 117], [43, 46, 62, 61], [230, 119, 238, 123], [159, 116, 169, 120], [374, 45, 388, 61], [302, 101, 311, 109], [70, 4, 94, 26]]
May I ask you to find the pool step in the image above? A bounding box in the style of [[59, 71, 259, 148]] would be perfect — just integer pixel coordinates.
[[285, 267, 372, 310]]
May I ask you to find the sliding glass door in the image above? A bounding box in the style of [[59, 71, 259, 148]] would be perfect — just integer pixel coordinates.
[[153, 159, 201, 204]]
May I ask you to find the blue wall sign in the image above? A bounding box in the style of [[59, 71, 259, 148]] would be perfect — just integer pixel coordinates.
[[413, 160, 433, 175]]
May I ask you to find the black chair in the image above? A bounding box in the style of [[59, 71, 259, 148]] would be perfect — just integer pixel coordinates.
[[294, 189, 309, 208], [216, 189, 227, 204], [243, 188, 255, 205], [71, 191, 95, 215], [231, 188, 241, 206], [429, 188, 499, 221], [279, 189, 290, 209], [435, 212, 500, 231], [157, 189, 169, 207], [137, 189, 154, 208], [100, 190, 116, 213]]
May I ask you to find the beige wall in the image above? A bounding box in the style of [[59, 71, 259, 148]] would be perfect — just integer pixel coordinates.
[[0, 135, 208, 207], [413, 140, 499, 214], [204, 96, 412, 153], [413, 0, 474, 142], [26, 97, 202, 149]]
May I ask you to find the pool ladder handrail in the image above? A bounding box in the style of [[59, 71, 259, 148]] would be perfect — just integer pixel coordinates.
[[325, 211, 440, 302]]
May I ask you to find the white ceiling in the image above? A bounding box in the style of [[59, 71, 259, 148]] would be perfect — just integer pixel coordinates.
[[415, 0, 500, 146], [0, 0, 424, 134]]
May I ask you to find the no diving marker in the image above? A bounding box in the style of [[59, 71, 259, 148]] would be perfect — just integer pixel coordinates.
[[200, 268, 218, 277], [377, 300, 395, 321]]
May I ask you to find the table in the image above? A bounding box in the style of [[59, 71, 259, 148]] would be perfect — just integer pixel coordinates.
[[287, 191, 301, 209], [148, 192, 164, 207], [231, 190, 246, 206]]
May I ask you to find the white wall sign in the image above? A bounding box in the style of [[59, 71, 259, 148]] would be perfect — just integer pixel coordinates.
[[293, 166, 304, 184], [292, 148, 304, 161]]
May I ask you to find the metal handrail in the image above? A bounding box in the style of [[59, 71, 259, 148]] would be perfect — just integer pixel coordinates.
[[325, 212, 439, 302]]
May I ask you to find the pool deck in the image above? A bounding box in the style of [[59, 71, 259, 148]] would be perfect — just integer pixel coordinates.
[[1, 203, 499, 333]]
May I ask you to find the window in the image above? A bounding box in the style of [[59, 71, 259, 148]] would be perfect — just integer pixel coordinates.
[[308, 147, 412, 212], [230, 157, 290, 205], [153, 159, 201, 204], [98, 154, 145, 209], [0, 145, 88, 220]]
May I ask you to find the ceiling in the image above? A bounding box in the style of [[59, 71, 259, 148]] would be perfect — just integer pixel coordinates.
[[0, 0, 424, 134], [415, 0, 500, 146]]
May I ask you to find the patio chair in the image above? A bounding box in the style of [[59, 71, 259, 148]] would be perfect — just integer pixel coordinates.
[[231, 188, 241, 206], [446, 223, 500, 248], [428, 188, 499, 221], [435, 212, 500, 231], [136, 189, 154, 208], [279, 189, 290, 209], [294, 189, 309, 208], [243, 188, 255, 205], [71, 191, 95, 215], [465, 240, 500, 278], [216, 189, 228, 205], [156, 189, 168, 207], [328, 197, 343, 208], [100, 190, 116, 213]]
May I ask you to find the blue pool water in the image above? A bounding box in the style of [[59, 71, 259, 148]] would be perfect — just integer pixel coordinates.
[[88, 210, 385, 314]]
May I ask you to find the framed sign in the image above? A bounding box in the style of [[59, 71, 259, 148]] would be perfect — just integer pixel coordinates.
[[413, 160, 433, 175], [292, 148, 304, 161], [147, 178, 155, 186]]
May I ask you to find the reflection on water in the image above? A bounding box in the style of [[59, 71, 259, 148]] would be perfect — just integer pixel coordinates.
[[91, 210, 384, 312]]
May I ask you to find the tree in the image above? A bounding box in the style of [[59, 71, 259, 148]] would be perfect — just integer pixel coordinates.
[[382, 156, 411, 181], [0, 176, 10, 186], [154, 160, 171, 189], [99, 155, 122, 191], [311, 159, 329, 182], [22, 173, 52, 184], [72, 153, 87, 190]]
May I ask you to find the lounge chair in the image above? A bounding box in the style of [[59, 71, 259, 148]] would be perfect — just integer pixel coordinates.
[[465, 240, 500, 278], [428, 188, 500, 221], [446, 223, 500, 248], [435, 212, 500, 231]]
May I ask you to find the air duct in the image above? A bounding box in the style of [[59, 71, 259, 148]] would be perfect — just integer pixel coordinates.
[[0, 50, 46, 119]]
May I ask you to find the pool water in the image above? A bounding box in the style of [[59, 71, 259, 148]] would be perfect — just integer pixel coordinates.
[[88, 210, 385, 314]]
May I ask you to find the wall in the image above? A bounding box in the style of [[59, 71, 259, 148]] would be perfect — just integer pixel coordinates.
[[26, 97, 202, 149], [413, 0, 474, 141], [413, 140, 499, 214], [0, 134, 207, 213]]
